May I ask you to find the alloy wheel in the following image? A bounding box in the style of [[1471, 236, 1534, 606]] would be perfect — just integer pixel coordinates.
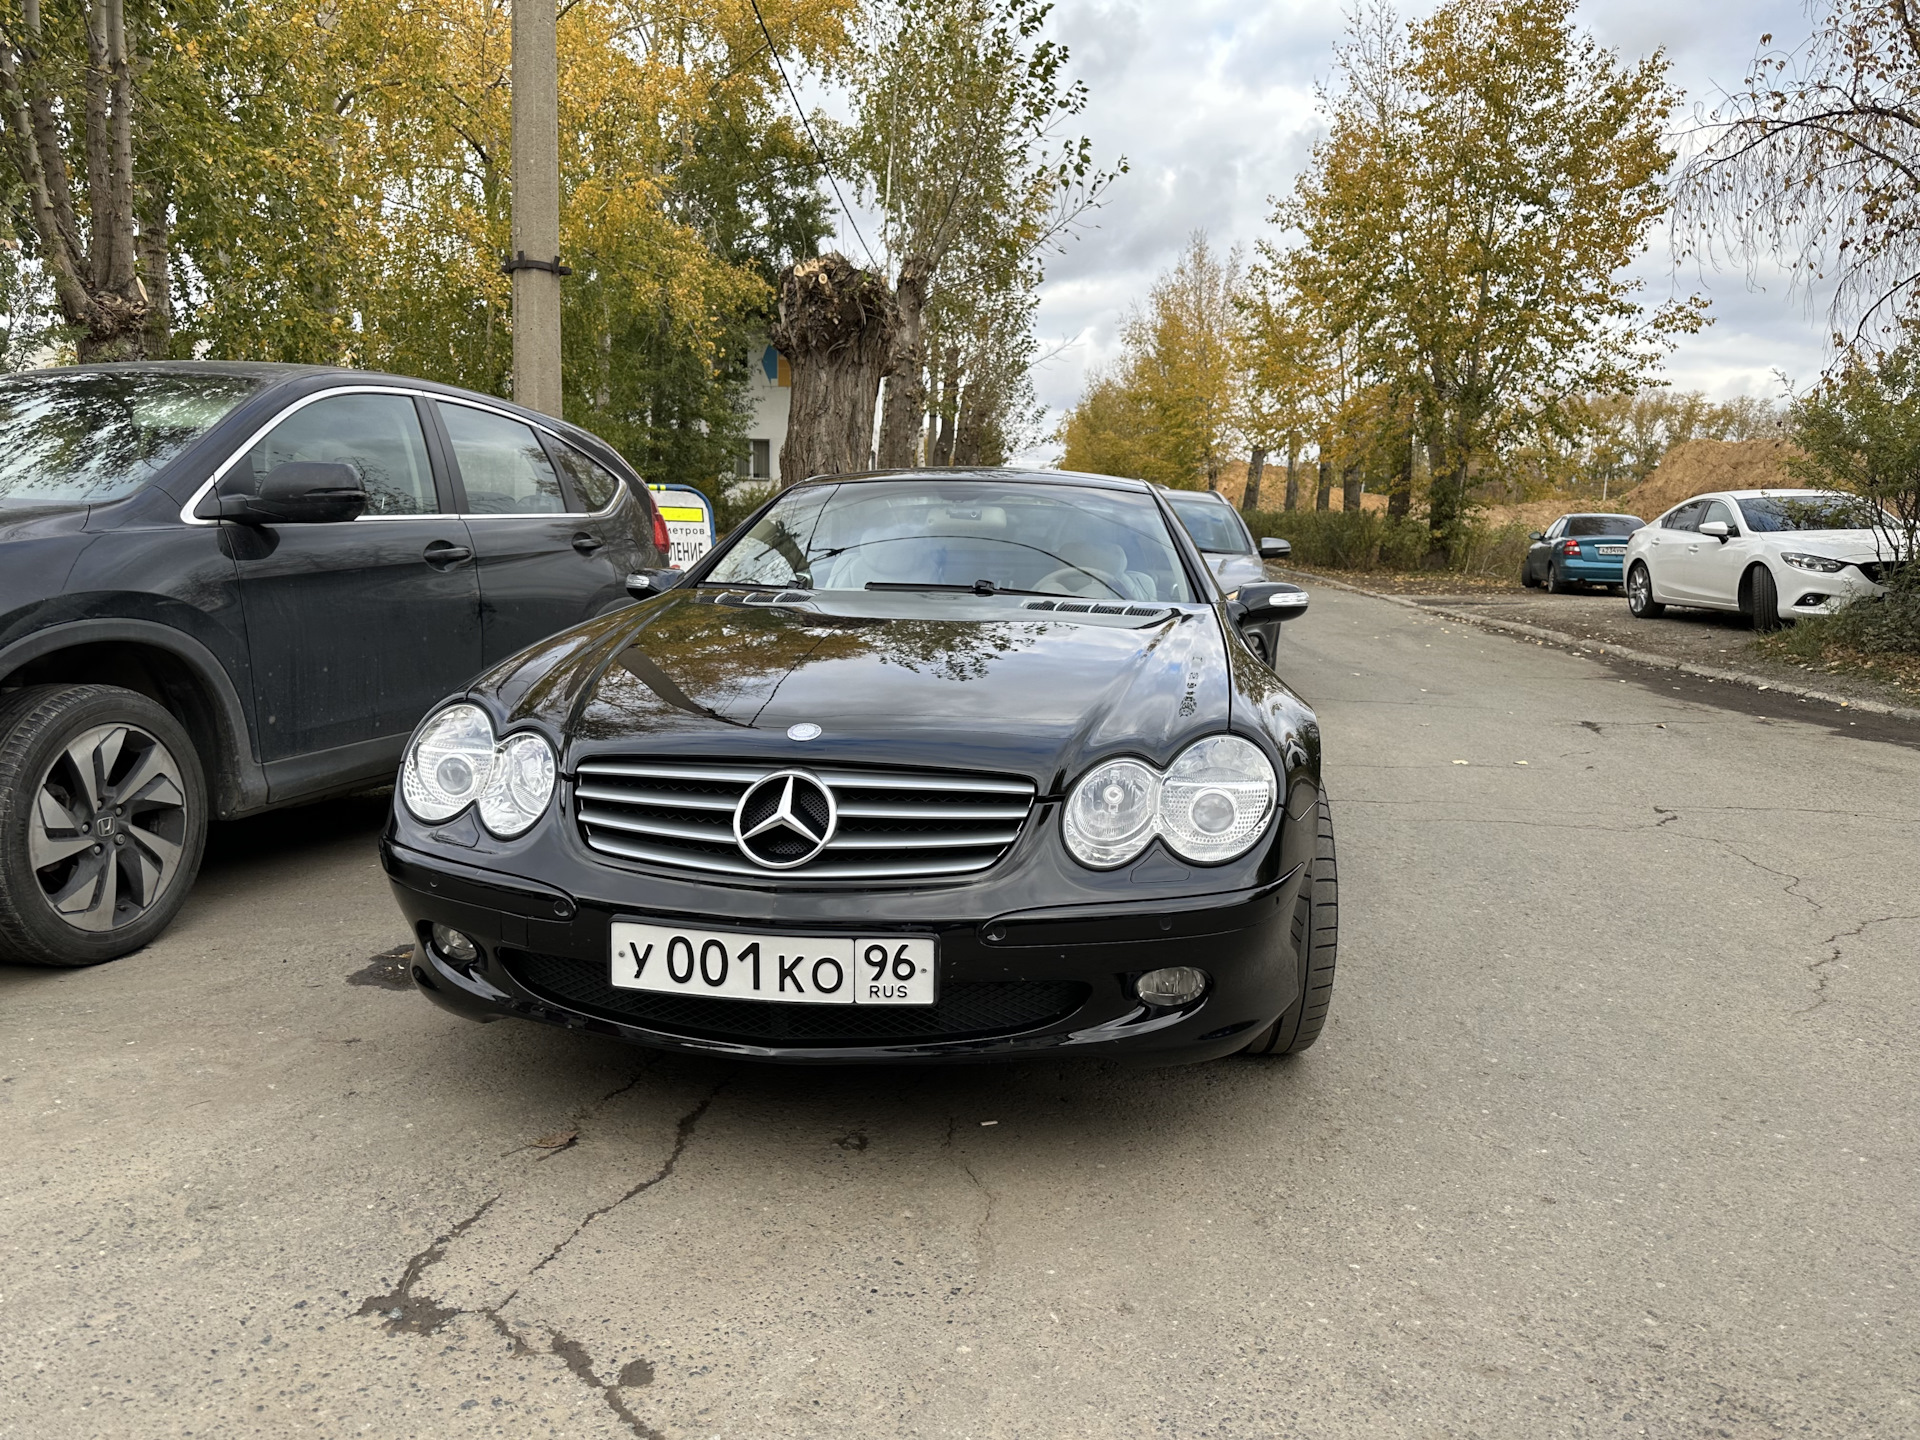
[[1628, 568, 1648, 612], [29, 723, 190, 933]]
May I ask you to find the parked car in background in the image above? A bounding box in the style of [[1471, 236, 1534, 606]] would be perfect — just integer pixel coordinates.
[[0, 362, 668, 968], [1520, 513, 1645, 592], [1160, 488, 1307, 661], [387, 468, 1339, 1065], [1623, 490, 1896, 630]]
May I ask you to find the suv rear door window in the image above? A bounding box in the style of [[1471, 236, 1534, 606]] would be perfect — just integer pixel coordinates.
[[439, 404, 567, 514], [548, 442, 622, 513]]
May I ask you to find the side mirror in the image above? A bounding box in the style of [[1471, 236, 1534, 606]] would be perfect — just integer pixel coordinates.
[[216, 462, 366, 524], [1528, 531, 1546, 543], [1698, 520, 1732, 541], [1235, 581, 1310, 620], [1258, 537, 1291, 561], [624, 568, 683, 601]]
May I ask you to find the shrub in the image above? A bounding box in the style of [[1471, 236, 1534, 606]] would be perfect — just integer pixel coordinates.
[[1247, 507, 1532, 577]]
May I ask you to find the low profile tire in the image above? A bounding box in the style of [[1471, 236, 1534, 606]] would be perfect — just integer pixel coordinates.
[[0, 684, 208, 968], [1749, 566, 1783, 633], [1626, 562, 1663, 618], [1241, 786, 1338, 1057]]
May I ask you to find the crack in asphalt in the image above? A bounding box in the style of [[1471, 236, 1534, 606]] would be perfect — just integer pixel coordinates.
[[355, 1195, 500, 1335], [530, 1084, 724, 1275], [1666, 831, 1825, 913], [546, 1328, 664, 1439], [1798, 913, 1920, 1015], [943, 1116, 999, 1274]]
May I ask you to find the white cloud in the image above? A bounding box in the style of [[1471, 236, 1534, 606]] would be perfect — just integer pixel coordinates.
[[1010, 0, 1837, 461]]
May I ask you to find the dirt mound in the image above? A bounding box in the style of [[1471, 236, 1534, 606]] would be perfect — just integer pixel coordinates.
[[1616, 438, 1801, 519]]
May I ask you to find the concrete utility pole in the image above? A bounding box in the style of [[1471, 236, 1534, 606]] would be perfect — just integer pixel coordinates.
[[509, 0, 564, 417]]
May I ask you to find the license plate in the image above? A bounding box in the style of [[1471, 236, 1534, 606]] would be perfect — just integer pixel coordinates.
[[1596, 545, 1625, 556], [609, 921, 936, 1006]]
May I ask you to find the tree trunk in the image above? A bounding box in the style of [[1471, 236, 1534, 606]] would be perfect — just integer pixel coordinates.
[[771, 253, 898, 487], [1342, 469, 1363, 513], [1387, 434, 1413, 518], [1283, 439, 1298, 511], [1428, 461, 1467, 566], [2, 0, 150, 360], [1316, 459, 1332, 511], [1241, 446, 1266, 512], [135, 178, 171, 357], [932, 345, 959, 465], [875, 254, 931, 468]]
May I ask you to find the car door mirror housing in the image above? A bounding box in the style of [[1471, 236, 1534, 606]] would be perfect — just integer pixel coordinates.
[[1258, 537, 1291, 560], [217, 462, 367, 525], [1698, 520, 1732, 541], [1529, 531, 1545, 542], [625, 568, 682, 600], [1234, 581, 1310, 621]]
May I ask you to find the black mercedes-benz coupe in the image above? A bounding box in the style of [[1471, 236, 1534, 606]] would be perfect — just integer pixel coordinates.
[[384, 468, 1336, 1064]]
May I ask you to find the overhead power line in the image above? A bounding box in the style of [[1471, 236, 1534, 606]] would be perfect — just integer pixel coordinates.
[[745, 0, 881, 271]]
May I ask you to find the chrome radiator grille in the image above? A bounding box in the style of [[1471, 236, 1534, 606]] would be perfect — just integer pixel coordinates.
[[574, 759, 1037, 880]]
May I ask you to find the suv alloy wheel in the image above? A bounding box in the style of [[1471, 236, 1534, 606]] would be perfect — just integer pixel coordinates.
[[0, 685, 208, 967]]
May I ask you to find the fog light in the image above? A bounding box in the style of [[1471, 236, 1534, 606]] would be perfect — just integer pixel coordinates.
[[432, 924, 479, 965], [1136, 966, 1209, 1007]]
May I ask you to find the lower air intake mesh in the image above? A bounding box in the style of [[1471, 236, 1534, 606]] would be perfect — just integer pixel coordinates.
[[501, 949, 1087, 1045]]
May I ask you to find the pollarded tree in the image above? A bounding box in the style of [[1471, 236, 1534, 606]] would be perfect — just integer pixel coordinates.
[[1282, 0, 1701, 553], [1673, 0, 1920, 344]]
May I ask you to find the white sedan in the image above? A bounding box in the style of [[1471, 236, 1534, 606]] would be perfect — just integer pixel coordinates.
[[1623, 489, 1896, 631]]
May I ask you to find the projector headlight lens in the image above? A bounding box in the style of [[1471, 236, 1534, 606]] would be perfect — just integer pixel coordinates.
[[401, 704, 495, 822], [1158, 735, 1277, 863]]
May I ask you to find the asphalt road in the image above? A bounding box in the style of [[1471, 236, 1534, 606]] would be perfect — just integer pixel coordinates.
[[4, 585, 1916, 1439]]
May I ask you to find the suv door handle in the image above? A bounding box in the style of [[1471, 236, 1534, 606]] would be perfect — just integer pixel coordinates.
[[424, 540, 473, 567], [571, 533, 605, 554]]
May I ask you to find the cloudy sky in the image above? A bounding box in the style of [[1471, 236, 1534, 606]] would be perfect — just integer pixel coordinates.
[[828, 0, 1833, 458]]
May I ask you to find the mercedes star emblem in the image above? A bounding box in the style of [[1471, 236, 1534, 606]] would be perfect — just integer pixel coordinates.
[[733, 770, 837, 869], [786, 722, 822, 741]]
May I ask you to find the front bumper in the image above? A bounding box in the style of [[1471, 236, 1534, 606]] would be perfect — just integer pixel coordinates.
[[1775, 566, 1886, 617], [383, 840, 1308, 1065]]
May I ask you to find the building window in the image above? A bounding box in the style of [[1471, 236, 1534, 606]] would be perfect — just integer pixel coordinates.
[[751, 438, 771, 478]]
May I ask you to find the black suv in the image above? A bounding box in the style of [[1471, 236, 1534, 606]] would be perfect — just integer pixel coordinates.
[[0, 363, 667, 967]]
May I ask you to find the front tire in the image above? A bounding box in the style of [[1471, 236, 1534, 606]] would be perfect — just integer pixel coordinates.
[[1749, 565, 1783, 633], [1520, 558, 1541, 589], [0, 685, 208, 968], [1546, 563, 1571, 594], [1241, 787, 1338, 1056], [1626, 562, 1664, 618]]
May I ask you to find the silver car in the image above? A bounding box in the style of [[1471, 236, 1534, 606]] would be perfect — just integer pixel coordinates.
[[1161, 488, 1306, 661]]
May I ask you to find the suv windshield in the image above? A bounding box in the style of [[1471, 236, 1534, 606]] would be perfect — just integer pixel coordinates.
[[1565, 515, 1643, 537], [1738, 494, 1884, 532], [707, 478, 1196, 602], [1166, 494, 1252, 553], [0, 370, 262, 507]]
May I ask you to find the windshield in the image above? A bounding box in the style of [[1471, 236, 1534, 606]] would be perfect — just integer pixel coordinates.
[[1166, 494, 1251, 553], [707, 478, 1196, 602], [1738, 494, 1885, 533], [0, 370, 262, 507], [1565, 515, 1643, 537]]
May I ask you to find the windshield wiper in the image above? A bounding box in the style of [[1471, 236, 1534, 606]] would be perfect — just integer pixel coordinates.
[[864, 580, 1060, 597]]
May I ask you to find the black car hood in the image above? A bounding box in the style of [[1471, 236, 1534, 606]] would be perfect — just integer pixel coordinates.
[[486, 589, 1235, 790]]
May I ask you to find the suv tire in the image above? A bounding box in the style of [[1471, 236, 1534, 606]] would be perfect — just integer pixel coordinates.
[[0, 685, 208, 968], [1241, 786, 1338, 1056]]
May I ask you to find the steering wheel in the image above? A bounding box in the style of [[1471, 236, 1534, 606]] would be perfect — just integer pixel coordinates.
[[1035, 566, 1125, 598]]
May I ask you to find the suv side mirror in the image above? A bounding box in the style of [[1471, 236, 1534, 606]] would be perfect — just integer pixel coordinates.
[[1698, 520, 1732, 541], [1258, 537, 1291, 561], [625, 568, 683, 600], [216, 462, 367, 524]]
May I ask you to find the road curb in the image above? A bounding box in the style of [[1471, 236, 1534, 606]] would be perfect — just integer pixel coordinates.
[[1290, 569, 1920, 725]]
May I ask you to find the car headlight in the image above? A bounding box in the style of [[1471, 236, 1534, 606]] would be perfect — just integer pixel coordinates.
[[1157, 734, 1277, 863], [401, 704, 557, 837], [1062, 736, 1277, 869], [1062, 758, 1160, 868], [1780, 552, 1846, 574]]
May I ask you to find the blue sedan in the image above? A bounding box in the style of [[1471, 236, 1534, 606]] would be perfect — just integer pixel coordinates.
[[1521, 513, 1646, 593]]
